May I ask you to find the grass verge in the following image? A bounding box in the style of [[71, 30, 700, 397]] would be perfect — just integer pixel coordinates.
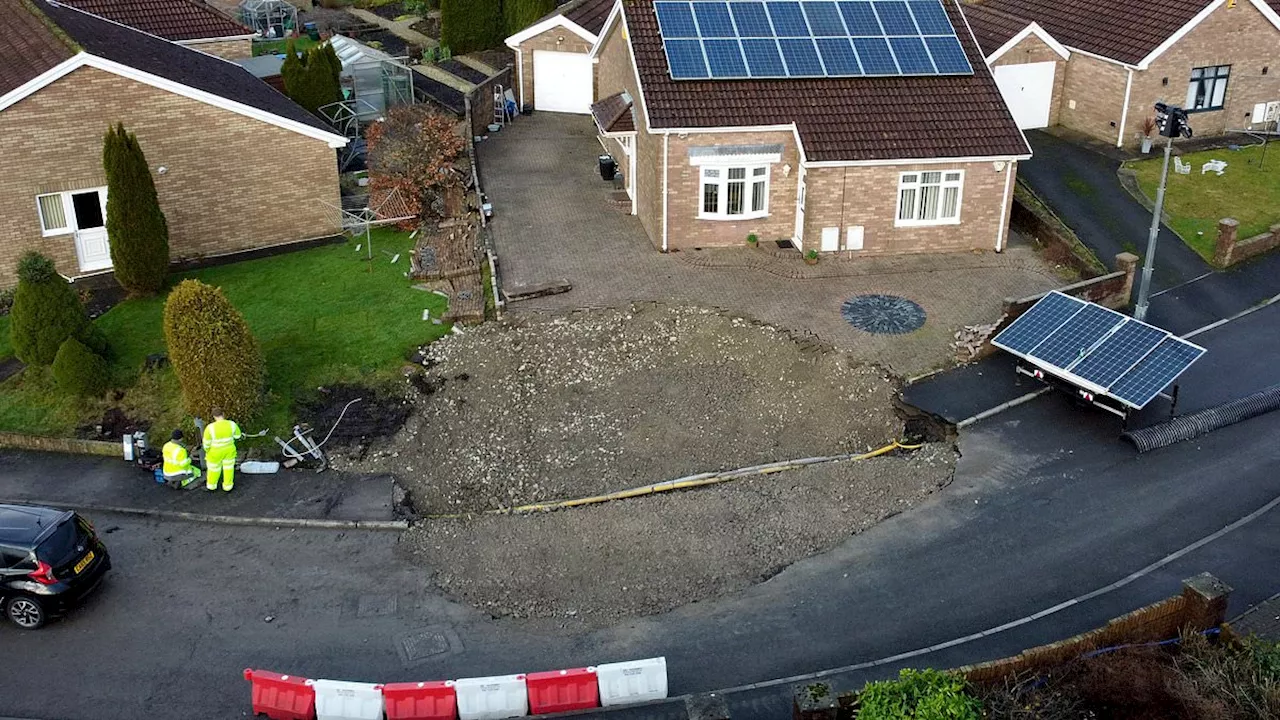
[[0, 229, 449, 439]]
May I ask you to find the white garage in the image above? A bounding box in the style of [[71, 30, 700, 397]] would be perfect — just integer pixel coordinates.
[[532, 50, 593, 113], [506, 0, 612, 116], [993, 61, 1056, 129]]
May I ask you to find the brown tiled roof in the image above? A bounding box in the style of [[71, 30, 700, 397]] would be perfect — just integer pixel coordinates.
[[60, 0, 251, 41], [561, 0, 612, 35], [535, 0, 613, 36], [623, 0, 1028, 162], [3, 0, 336, 135], [960, 3, 1033, 57], [591, 90, 634, 133], [966, 0, 1210, 65], [0, 0, 76, 95]]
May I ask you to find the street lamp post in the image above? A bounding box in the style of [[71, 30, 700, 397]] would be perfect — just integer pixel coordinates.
[[1133, 103, 1192, 322]]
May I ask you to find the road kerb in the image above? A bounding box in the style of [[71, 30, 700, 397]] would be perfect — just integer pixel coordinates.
[[0, 500, 408, 531]]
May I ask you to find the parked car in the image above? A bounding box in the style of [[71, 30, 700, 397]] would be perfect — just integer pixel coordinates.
[[0, 504, 111, 629]]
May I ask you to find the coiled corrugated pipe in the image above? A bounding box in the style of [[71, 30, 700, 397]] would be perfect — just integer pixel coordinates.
[[1123, 385, 1280, 452]]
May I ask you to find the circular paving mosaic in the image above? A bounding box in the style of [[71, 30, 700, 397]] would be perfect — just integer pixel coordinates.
[[840, 294, 926, 334]]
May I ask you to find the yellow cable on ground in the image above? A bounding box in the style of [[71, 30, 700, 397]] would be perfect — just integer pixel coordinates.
[[423, 439, 925, 520]]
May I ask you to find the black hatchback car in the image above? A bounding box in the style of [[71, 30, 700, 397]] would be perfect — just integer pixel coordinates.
[[0, 504, 110, 630]]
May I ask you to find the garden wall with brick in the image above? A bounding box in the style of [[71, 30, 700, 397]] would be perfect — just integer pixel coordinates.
[[793, 573, 1233, 720], [1214, 217, 1280, 266], [466, 65, 515, 140]]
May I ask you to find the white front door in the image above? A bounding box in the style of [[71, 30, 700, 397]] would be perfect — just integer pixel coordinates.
[[993, 62, 1055, 130], [793, 166, 806, 248], [71, 189, 112, 272], [532, 50, 593, 114]]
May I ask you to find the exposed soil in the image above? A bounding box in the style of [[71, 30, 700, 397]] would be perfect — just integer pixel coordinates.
[[365, 1, 405, 20], [359, 29, 407, 56], [295, 384, 412, 451], [78, 407, 149, 441], [402, 444, 954, 624], [352, 304, 904, 514]]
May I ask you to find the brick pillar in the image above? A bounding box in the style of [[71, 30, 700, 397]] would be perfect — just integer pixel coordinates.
[[1180, 572, 1232, 630], [1214, 218, 1239, 267], [1114, 252, 1139, 307], [792, 683, 838, 720]]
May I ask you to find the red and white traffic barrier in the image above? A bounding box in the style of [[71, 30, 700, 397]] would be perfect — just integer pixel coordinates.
[[247, 657, 666, 720]]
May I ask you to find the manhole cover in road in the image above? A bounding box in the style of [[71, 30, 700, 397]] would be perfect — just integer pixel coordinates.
[[396, 626, 463, 667], [840, 294, 926, 334], [357, 594, 397, 618]]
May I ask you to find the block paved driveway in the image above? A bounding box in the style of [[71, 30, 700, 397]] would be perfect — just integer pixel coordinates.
[[478, 113, 1064, 377]]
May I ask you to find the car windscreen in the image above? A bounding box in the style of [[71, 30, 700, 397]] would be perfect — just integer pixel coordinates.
[[35, 516, 85, 566]]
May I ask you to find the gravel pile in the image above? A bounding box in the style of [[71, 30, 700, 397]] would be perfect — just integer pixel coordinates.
[[355, 304, 903, 514], [402, 443, 955, 624]]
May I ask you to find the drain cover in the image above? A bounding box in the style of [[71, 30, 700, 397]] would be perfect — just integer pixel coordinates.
[[841, 294, 925, 334]]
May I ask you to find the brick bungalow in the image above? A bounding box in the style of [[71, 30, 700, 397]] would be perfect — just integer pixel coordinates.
[[586, 0, 1030, 256], [962, 0, 1280, 146], [0, 0, 347, 287], [504, 0, 613, 113], [62, 0, 257, 59]]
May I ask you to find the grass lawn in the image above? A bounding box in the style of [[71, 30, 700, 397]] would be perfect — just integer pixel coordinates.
[[252, 36, 319, 57], [1127, 143, 1280, 261], [0, 228, 449, 438]]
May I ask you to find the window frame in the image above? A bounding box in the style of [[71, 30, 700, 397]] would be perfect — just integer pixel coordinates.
[[1186, 65, 1230, 113], [895, 169, 964, 227], [36, 192, 73, 237], [698, 164, 771, 221]]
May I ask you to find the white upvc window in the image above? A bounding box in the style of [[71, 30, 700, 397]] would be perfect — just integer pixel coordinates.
[[36, 193, 73, 236], [699, 165, 769, 220], [896, 170, 963, 226]]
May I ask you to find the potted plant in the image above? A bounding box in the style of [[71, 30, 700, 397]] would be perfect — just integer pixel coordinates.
[[1140, 116, 1157, 153], [746, 233, 759, 248], [804, 249, 819, 265]]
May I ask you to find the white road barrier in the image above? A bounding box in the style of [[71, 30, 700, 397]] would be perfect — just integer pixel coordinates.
[[595, 657, 668, 706], [454, 674, 529, 720], [312, 679, 385, 720]]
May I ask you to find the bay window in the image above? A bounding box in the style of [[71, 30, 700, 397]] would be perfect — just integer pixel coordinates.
[[700, 165, 769, 220]]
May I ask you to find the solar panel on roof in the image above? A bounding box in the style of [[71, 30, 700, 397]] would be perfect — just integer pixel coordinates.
[[779, 37, 825, 75], [802, 1, 848, 35], [730, 2, 775, 35], [991, 292, 1205, 410], [815, 37, 862, 74], [923, 35, 972, 73], [656, 2, 699, 37], [888, 36, 935, 74], [705, 38, 749, 76], [742, 37, 788, 73], [654, 0, 973, 80], [664, 38, 710, 78], [694, 2, 737, 36]]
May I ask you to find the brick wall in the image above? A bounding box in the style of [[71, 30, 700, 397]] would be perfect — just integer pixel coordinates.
[[0, 66, 341, 286], [467, 66, 515, 139], [514, 26, 593, 111], [1124, 0, 1280, 146], [802, 160, 1015, 255], [596, 15, 666, 244], [990, 34, 1066, 127], [1215, 217, 1280, 266], [1059, 52, 1130, 144], [662, 130, 800, 249], [181, 37, 254, 60]]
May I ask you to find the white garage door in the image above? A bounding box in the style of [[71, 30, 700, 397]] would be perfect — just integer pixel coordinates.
[[993, 61, 1055, 130], [533, 50, 593, 114]]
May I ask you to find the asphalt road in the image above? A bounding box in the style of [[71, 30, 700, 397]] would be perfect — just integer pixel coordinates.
[[5, 312, 1280, 720]]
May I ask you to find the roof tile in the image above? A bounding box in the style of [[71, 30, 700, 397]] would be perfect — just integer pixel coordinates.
[[960, 3, 1033, 57], [964, 0, 1210, 65], [0, 0, 76, 95], [59, 0, 250, 41], [624, 0, 1028, 162], [591, 90, 634, 133]]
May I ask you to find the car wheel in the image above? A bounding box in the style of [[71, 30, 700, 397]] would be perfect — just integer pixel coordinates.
[[6, 595, 46, 630]]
